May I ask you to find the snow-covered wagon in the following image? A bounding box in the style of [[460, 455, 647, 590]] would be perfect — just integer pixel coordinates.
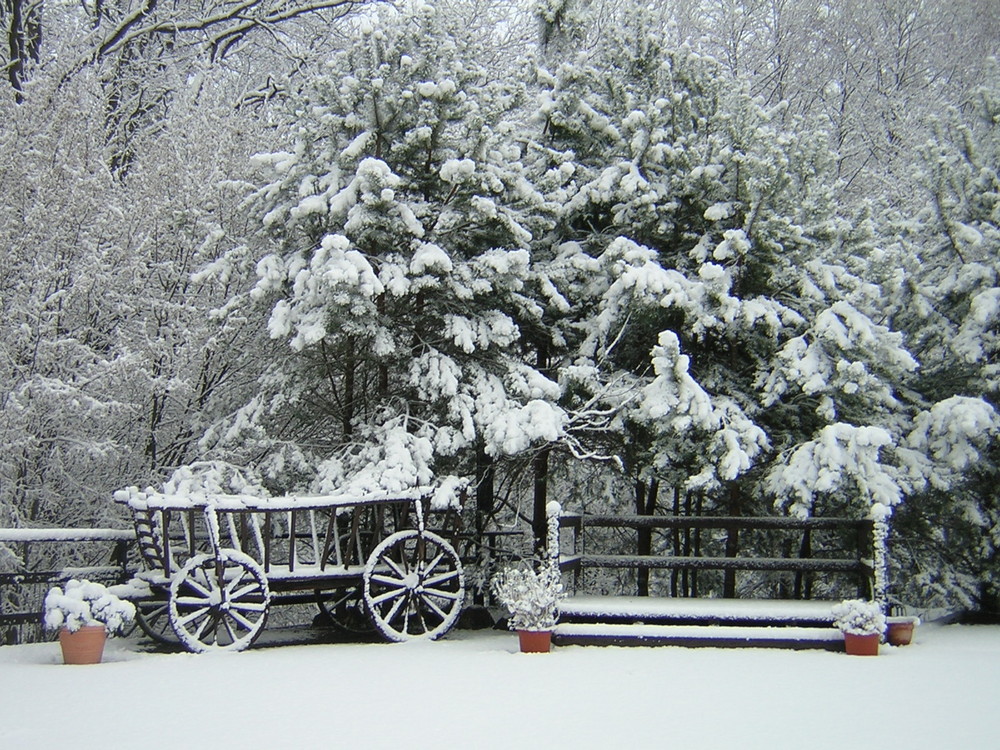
[[113, 487, 465, 652]]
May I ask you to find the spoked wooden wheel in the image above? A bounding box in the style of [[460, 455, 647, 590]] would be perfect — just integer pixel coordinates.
[[363, 529, 464, 642], [315, 585, 376, 635], [168, 550, 271, 653], [135, 599, 182, 645]]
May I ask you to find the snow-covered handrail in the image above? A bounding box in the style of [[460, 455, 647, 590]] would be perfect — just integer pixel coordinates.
[[0, 528, 134, 543]]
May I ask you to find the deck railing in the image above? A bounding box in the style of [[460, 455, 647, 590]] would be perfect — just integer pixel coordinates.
[[557, 514, 875, 601]]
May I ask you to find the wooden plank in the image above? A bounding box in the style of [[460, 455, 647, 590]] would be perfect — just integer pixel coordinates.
[[559, 595, 837, 623], [552, 623, 845, 651], [579, 554, 870, 573], [558, 554, 583, 572], [560, 514, 873, 531], [0, 566, 125, 585]]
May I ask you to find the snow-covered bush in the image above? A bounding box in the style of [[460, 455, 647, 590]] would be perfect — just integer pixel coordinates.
[[491, 560, 564, 632], [44, 579, 136, 635], [832, 599, 886, 636]]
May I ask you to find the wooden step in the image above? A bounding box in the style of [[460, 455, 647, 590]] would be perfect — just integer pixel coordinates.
[[553, 596, 844, 649], [553, 622, 845, 650], [559, 595, 837, 626]]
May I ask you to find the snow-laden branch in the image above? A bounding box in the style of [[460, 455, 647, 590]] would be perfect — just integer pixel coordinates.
[[60, 0, 372, 83]]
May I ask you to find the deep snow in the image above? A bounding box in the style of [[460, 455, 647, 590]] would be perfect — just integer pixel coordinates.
[[1, 623, 997, 750]]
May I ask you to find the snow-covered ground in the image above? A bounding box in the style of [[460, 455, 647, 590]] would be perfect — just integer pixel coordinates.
[[1, 623, 997, 749]]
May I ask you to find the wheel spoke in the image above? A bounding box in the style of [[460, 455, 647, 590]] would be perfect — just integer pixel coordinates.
[[220, 615, 238, 643], [224, 568, 250, 595], [327, 590, 354, 609], [417, 593, 448, 621], [184, 575, 213, 599], [226, 609, 258, 632], [383, 591, 407, 624], [412, 601, 430, 634], [422, 569, 459, 589], [229, 582, 261, 601], [229, 600, 268, 613], [421, 550, 445, 575], [370, 573, 406, 588], [382, 553, 408, 580], [191, 611, 214, 641], [176, 605, 212, 628], [421, 586, 461, 602], [370, 586, 408, 607], [175, 596, 214, 608]]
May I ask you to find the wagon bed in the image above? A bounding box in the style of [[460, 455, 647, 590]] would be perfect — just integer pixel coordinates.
[[114, 486, 466, 652]]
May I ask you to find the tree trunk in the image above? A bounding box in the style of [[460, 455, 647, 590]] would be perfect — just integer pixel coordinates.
[[474, 444, 495, 605], [5, 0, 42, 100], [532, 447, 550, 556]]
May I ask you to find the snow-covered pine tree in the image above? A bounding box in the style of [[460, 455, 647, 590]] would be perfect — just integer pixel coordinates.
[[529, 1, 923, 596], [879, 67, 1000, 615], [205, 3, 565, 511]]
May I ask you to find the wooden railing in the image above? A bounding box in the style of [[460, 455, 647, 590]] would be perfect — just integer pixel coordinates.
[[557, 514, 874, 600], [0, 529, 133, 645]]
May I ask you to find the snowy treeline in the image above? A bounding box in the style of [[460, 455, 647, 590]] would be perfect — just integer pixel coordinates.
[[1, 0, 998, 615]]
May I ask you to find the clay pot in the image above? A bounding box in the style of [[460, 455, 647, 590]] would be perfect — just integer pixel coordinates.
[[843, 631, 880, 656], [517, 630, 552, 653], [886, 617, 917, 646], [58, 625, 107, 664]]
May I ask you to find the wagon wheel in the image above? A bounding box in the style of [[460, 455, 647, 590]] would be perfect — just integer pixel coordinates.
[[168, 550, 271, 653], [363, 529, 464, 642], [135, 599, 182, 646], [315, 585, 376, 635]]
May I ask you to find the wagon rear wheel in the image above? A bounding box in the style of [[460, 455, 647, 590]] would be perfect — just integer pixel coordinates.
[[363, 530, 464, 642], [135, 599, 182, 645], [315, 585, 375, 635], [168, 550, 270, 653]]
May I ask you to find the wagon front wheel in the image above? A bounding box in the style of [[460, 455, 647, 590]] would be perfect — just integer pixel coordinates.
[[363, 529, 464, 642], [168, 550, 271, 653]]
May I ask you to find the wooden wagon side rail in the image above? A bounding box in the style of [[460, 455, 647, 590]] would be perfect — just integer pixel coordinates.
[[556, 514, 875, 600], [119, 490, 424, 583]]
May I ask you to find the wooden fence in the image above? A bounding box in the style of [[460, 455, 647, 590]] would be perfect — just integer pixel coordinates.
[[557, 514, 875, 600], [0, 529, 133, 645]]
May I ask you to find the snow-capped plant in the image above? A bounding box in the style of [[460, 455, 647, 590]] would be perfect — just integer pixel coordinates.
[[44, 579, 136, 635], [832, 599, 886, 636], [491, 559, 564, 632]]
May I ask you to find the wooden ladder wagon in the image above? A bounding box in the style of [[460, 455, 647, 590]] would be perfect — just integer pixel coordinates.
[[113, 487, 465, 652]]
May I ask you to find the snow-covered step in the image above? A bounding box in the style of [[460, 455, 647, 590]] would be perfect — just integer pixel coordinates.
[[559, 595, 837, 626], [553, 622, 845, 650]]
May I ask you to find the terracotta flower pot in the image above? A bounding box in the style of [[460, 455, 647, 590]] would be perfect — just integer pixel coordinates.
[[843, 631, 880, 656], [517, 630, 552, 653], [886, 618, 916, 646], [59, 625, 107, 665]]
